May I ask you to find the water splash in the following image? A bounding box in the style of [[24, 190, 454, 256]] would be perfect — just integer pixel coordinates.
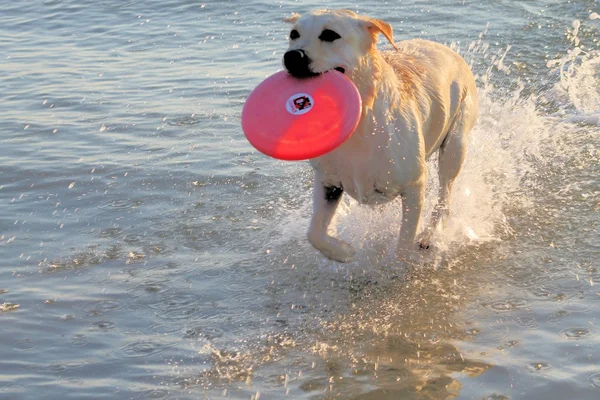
[[267, 18, 599, 270], [180, 17, 600, 397], [546, 17, 600, 121]]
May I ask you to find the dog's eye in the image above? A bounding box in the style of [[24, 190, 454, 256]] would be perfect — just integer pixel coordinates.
[[319, 29, 341, 42], [289, 29, 300, 40]]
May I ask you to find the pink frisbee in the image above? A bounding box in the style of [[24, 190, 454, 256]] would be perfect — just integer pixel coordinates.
[[241, 70, 362, 161]]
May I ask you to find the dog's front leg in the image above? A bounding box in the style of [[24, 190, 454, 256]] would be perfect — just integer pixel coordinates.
[[396, 183, 425, 261], [307, 173, 355, 263]]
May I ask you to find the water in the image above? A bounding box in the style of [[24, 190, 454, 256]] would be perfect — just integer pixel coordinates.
[[1, 0, 599, 399]]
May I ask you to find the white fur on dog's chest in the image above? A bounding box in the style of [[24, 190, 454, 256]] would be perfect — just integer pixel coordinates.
[[310, 106, 425, 205]]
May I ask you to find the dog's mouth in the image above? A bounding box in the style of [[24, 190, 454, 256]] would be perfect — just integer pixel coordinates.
[[284, 50, 347, 77], [308, 67, 347, 77], [287, 67, 346, 79]]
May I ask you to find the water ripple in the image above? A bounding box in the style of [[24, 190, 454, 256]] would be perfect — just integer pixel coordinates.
[[589, 373, 600, 390], [546, 310, 570, 323], [80, 299, 126, 316], [485, 298, 528, 312], [87, 320, 117, 331], [133, 389, 170, 399], [560, 327, 592, 340], [147, 292, 209, 321], [561, 302, 593, 313], [118, 340, 176, 359], [0, 383, 26, 395], [14, 339, 37, 351], [515, 316, 540, 329], [70, 334, 89, 347], [146, 322, 184, 335]]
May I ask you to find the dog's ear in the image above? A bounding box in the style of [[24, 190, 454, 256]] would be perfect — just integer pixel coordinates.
[[283, 13, 300, 23], [362, 17, 398, 51]]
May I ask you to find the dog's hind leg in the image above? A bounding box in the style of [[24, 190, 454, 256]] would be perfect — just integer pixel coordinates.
[[307, 172, 355, 262], [419, 98, 476, 248]]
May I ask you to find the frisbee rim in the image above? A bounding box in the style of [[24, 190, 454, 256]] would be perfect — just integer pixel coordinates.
[[241, 70, 362, 161]]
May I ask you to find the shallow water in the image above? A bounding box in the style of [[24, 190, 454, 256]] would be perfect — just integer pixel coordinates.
[[1, 1, 599, 399]]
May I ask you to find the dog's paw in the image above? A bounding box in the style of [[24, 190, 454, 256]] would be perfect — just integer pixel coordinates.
[[322, 238, 356, 263], [308, 233, 355, 263], [417, 229, 435, 250]]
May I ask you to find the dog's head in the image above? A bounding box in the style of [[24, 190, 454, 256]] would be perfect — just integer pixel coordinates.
[[282, 9, 397, 79]]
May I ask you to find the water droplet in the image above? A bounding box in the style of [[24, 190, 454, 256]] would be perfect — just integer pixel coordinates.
[[527, 362, 550, 372], [126, 251, 145, 264], [0, 302, 19, 312], [466, 328, 481, 335]]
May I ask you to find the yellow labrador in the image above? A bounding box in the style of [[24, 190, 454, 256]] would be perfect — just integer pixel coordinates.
[[282, 9, 478, 262]]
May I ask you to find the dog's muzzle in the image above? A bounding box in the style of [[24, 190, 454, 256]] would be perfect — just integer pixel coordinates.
[[283, 49, 347, 78], [284, 49, 317, 78]]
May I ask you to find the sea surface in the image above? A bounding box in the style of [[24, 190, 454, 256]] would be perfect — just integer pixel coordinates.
[[1, 1, 599, 399]]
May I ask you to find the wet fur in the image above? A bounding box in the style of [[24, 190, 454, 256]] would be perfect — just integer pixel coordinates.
[[284, 10, 478, 262]]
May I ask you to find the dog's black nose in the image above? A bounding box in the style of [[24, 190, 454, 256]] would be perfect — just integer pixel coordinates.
[[284, 49, 315, 78]]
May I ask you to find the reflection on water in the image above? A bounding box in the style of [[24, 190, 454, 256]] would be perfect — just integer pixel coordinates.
[[1, 0, 599, 399]]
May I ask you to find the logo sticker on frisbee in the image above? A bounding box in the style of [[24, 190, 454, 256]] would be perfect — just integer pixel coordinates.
[[286, 93, 314, 115]]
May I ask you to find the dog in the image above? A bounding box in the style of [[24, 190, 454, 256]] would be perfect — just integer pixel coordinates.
[[282, 9, 478, 262]]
